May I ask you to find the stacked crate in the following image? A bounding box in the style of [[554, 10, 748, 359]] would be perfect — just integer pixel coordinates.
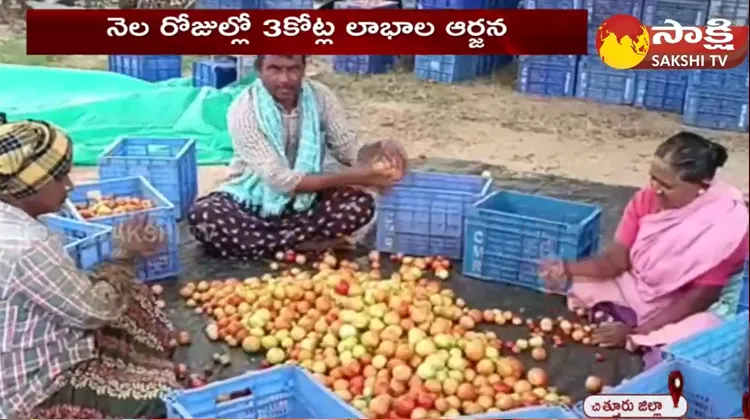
[[107, 55, 182, 82], [517, 56, 578, 97], [333, 1, 398, 75], [707, 0, 748, 24], [516, 0, 582, 97], [195, 0, 259, 7], [415, 56, 484, 83], [683, 59, 749, 132], [98, 137, 198, 220], [576, 57, 637, 105], [199, 0, 312, 6], [419, 0, 521, 6], [413, 0, 516, 83], [641, 0, 709, 26], [65, 177, 180, 282], [198, 0, 314, 10], [635, 70, 690, 113], [55, 132, 201, 282], [415, 53, 516, 82], [584, 0, 643, 52], [261, 0, 314, 7], [680, 0, 750, 131], [420, 0, 498, 7], [575, 0, 643, 105], [333, 55, 396, 75], [635, 0, 709, 113], [193, 58, 238, 89]]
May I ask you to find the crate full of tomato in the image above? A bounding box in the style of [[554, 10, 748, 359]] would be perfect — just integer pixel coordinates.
[[63, 176, 180, 282]]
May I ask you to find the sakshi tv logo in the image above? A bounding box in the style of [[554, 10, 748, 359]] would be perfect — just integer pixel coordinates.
[[595, 14, 749, 70]]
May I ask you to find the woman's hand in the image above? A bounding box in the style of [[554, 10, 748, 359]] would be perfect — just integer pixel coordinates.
[[379, 140, 407, 181], [357, 140, 407, 185], [592, 322, 632, 348], [350, 166, 400, 189], [114, 215, 166, 258], [538, 259, 570, 292]]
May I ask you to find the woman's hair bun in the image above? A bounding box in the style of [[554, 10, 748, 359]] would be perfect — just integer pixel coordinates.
[[709, 141, 728, 168]]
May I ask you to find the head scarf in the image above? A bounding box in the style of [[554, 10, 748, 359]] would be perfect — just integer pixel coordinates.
[[0, 119, 72, 199]]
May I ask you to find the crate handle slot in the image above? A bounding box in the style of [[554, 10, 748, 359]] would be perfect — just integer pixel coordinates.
[[216, 387, 253, 405]]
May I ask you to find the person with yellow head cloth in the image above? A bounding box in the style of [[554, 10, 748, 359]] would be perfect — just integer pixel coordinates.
[[0, 118, 180, 419]]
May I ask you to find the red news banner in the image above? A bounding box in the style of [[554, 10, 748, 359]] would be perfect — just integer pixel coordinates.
[[25, 9, 588, 55]]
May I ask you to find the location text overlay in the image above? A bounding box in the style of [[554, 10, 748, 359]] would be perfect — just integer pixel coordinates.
[[583, 394, 689, 418], [25, 9, 588, 55]]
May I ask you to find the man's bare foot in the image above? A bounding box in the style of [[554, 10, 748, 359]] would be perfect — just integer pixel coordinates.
[[334, 236, 357, 251], [295, 236, 355, 253]]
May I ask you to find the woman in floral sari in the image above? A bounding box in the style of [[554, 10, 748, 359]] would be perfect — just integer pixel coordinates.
[[0, 119, 178, 418]]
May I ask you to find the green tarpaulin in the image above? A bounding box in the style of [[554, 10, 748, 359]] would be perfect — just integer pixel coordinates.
[[0, 64, 257, 165]]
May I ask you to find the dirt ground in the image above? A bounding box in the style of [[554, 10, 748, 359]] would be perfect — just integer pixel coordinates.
[[2, 23, 748, 194]]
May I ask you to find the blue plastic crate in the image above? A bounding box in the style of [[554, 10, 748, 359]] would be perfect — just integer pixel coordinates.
[[99, 137, 198, 220], [329, 0, 405, 79], [332, 55, 394, 74], [475, 55, 513, 75], [493, 0, 520, 7], [164, 365, 364, 418], [708, 0, 749, 24], [664, 311, 749, 389], [421, 0, 493, 8], [376, 171, 492, 259], [415, 55, 510, 83], [477, 55, 495, 76], [463, 190, 601, 293], [415, 55, 481, 83], [64, 176, 179, 282], [634, 70, 689, 113], [108, 55, 182, 82], [642, 0, 709, 26], [682, 87, 749, 132], [573, 360, 743, 418], [261, 0, 313, 7], [39, 214, 113, 271], [493, 55, 514, 68], [519, 54, 578, 68], [524, 0, 582, 8], [517, 56, 578, 97], [582, 0, 641, 53], [335, 0, 398, 7], [585, 0, 643, 26], [741, 259, 749, 311], [196, 0, 259, 7], [193, 59, 237, 89], [461, 405, 578, 418], [576, 56, 636, 105], [688, 60, 749, 92]]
